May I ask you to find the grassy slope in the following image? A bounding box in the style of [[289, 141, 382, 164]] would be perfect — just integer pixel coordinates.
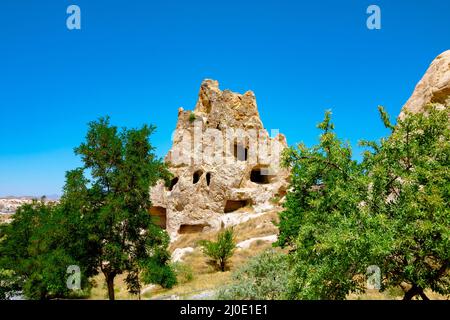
[[89, 209, 281, 299], [88, 207, 449, 300]]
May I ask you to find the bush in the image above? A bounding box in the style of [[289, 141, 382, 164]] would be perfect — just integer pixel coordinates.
[[198, 228, 235, 272], [172, 262, 194, 284], [277, 105, 450, 300], [217, 249, 289, 300], [189, 112, 196, 123]]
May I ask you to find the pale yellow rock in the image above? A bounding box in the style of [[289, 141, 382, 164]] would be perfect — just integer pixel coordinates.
[[150, 80, 290, 239], [400, 50, 450, 118]]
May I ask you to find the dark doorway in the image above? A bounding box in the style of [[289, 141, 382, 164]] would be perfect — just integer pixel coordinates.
[[233, 143, 248, 161], [250, 166, 274, 184], [178, 224, 208, 234], [169, 177, 179, 191], [149, 206, 167, 229], [224, 199, 251, 213], [193, 170, 203, 184]]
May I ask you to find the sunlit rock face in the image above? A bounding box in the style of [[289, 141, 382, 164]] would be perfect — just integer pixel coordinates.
[[400, 50, 450, 119], [150, 79, 290, 239]]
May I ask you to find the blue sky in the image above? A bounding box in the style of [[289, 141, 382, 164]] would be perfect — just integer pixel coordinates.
[[0, 0, 449, 197]]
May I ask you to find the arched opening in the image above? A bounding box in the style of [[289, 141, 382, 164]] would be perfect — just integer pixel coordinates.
[[149, 206, 167, 229], [168, 177, 179, 191], [193, 170, 203, 184], [250, 166, 275, 184], [178, 224, 208, 234], [224, 199, 251, 213], [206, 172, 211, 186], [233, 143, 248, 161]]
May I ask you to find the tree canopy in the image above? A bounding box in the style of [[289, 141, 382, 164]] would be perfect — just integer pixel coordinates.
[[0, 117, 176, 300], [277, 105, 450, 300]]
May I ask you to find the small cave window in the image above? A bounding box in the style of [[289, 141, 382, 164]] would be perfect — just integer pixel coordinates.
[[178, 224, 208, 234], [193, 170, 203, 184], [233, 143, 248, 161], [149, 206, 167, 229], [206, 172, 211, 186], [250, 166, 275, 184], [224, 199, 251, 213], [168, 177, 179, 191]]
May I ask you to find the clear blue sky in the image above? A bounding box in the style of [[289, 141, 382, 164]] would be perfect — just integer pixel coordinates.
[[0, 0, 449, 197]]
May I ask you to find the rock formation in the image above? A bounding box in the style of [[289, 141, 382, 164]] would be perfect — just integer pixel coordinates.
[[400, 50, 450, 118], [150, 80, 290, 238]]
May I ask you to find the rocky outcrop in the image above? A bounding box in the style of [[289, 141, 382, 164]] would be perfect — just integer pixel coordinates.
[[150, 80, 290, 238], [400, 50, 450, 118], [0, 197, 57, 215]]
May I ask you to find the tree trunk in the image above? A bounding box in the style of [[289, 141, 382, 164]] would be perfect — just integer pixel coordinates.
[[105, 273, 116, 301], [418, 288, 429, 300], [403, 283, 429, 300], [403, 284, 418, 300]]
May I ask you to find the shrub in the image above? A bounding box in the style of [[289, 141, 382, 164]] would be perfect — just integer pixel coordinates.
[[189, 112, 196, 123], [198, 228, 235, 272], [172, 262, 194, 284], [217, 249, 289, 300]]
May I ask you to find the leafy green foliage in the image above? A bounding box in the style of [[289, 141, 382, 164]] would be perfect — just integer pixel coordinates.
[[69, 116, 176, 299], [199, 228, 236, 272], [277, 105, 450, 300], [0, 200, 92, 299], [189, 112, 196, 123], [217, 249, 289, 300], [360, 105, 450, 299], [172, 262, 194, 284], [0, 117, 176, 300]]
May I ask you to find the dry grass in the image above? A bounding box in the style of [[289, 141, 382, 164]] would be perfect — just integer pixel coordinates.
[[85, 206, 449, 300], [348, 288, 449, 300], [84, 207, 281, 300], [144, 240, 277, 299], [89, 273, 141, 300], [170, 209, 279, 250], [143, 272, 232, 299]]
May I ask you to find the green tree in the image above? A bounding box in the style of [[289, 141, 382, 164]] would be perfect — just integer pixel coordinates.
[[199, 228, 236, 272], [277, 110, 368, 299], [0, 117, 177, 300], [71, 117, 176, 300], [277, 105, 450, 300], [360, 105, 450, 300], [0, 199, 92, 299]]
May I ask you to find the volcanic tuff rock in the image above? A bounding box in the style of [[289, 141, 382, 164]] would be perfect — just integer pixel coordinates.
[[400, 50, 450, 118], [150, 80, 290, 238]]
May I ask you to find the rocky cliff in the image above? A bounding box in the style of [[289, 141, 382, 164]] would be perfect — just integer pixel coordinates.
[[400, 50, 450, 118], [150, 80, 290, 238]]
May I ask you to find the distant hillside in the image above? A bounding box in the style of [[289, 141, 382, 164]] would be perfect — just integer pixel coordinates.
[[0, 196, 59, 215]]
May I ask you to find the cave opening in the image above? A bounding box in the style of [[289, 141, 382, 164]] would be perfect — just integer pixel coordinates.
[[178, 224, 208, 234], [250, 166, 275, 184], [224, 199, 251, 213], [149, 206, 167, 229], [193, 170, 203, 184], [206, 172, 211, 186], [233, 143, 248, 161], [168, 177, 179, 191]]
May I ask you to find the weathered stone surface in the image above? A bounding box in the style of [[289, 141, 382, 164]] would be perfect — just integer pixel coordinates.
[[400, 50, 450, 118], [150, 80, 290, 239]]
